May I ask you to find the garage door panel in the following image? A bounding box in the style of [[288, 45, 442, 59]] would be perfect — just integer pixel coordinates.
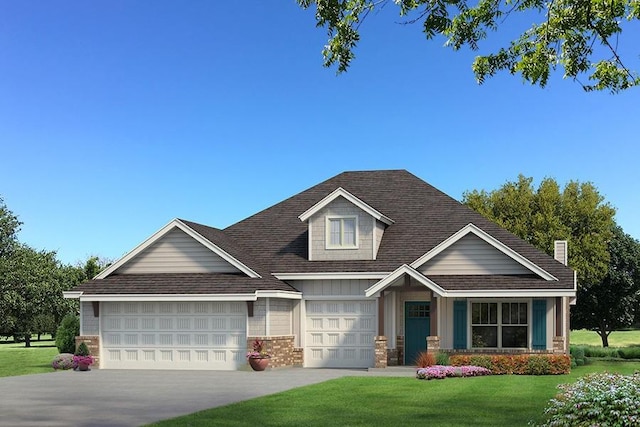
[[102, 302, 246, 370], [304, 300, 376, 368]]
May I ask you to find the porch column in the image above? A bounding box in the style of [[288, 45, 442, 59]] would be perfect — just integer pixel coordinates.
[[377, 292, 385, 336], [430, 294, 438, 336]]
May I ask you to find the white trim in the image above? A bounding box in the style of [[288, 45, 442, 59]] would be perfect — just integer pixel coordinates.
[[445, 289, 575, 298], [308, 223, 313, 261], [325, 215, 359, 249], [302, 295, 372, 301], [73, 290, 302, 302], [410, 223, 558, 281], [95, 219, 261, 279], [298, 187, 394, 225], [255, 290, 302, 300], [273, 272, 390, 280], [372, 220, 377, 260], [265, 298, 271, 336], [365, 265, 448, 298], [63, 291, 83, 299]]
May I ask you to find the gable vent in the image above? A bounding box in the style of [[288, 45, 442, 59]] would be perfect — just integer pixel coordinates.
[[554, 241, 568, 266]]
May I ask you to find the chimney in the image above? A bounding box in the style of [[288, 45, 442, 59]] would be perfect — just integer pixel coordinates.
[[554, 240, 568, 265]]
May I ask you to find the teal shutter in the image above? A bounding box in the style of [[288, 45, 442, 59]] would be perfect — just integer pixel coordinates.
[[532, 300, 547, 350], [453, 300, 467, 349]]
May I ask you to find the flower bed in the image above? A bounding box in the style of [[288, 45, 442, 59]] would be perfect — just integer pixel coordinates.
[[416, 365, 491, 380]]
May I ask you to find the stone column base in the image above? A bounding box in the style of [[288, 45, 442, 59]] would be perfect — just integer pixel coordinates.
[[374, 336, 388, 368]]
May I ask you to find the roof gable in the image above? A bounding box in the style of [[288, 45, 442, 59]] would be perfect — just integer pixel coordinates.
[[298, 187, 394, 225], [97, 219, 261, 279], [410, 223, 558, 281]]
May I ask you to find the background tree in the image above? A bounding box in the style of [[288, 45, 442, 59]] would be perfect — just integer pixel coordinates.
[[571, 225, 640, 346], [0, 197, 21, 258], [463, 175, 616, 287], [297, 0, 640, 93]]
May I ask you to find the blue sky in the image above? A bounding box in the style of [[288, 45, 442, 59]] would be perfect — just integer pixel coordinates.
[[1, 1, 638, 265]]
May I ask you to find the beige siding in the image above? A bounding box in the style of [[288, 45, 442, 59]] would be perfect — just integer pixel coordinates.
[[248, 299, 266, 336], [374, 220, 385, 259], [419, 234, 532, 275], [269, 299, 292, 335], [291, 279, 377, 297], [309, 197, 375, 261], [116, 228, 241, 274], [81, 301, 99, 335], [438, 298, 455, 349]]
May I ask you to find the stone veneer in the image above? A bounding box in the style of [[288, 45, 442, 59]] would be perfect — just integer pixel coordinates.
[[247, 335, 303, 368], [374, 336, 388, 368], [75, 336, 100, 368], [553, 336, 566, 353]]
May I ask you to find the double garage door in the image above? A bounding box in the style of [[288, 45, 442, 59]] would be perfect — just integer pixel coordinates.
[[305, 300, 376, 368], [101, 301, 246, 370]]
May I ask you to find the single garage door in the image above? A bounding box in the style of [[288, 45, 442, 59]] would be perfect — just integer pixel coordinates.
[[304, 300, 376, 368], [101, 301, 246, 370]]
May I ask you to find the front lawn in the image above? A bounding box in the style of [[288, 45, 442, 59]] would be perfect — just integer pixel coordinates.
[[148, 361, 640, 427], [0, 335, 58, 377]]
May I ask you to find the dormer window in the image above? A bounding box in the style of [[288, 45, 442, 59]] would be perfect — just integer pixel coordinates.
[[326, 216, 358, 249]]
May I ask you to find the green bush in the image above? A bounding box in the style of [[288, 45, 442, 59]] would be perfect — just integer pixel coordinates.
[[435, 351, 449, 366], [75, 341, 90, 356], [55, 314, 79, 354], [618, 346, 640, 359], [527, 355, 551, 375], [570, 345, 587, 366], [538, 372, 640, 426], [582, 346, 620, 358]]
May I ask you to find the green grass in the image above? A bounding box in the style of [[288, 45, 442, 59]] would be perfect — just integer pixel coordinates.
[[148, 361, 640, 427], [0, 335, 59, 377], [571, 329, 640, 347]]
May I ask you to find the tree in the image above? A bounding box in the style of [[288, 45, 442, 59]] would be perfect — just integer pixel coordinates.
[[571, 225, 640, 346], [0, 197, 21, 258], [296, 0, 640, 93], [463, 175, 616, 287]]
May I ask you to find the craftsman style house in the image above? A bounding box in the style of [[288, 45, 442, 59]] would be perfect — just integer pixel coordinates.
[[65, 170, 576, 370]]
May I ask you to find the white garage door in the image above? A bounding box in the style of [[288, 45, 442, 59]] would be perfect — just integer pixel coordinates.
[[101, 301, 246, 370], [304, 300, 376, 368]]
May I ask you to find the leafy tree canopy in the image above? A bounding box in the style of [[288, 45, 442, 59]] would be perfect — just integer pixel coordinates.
[[0, 197, 21, 258], [463, 175, 616, 287], [297, 0, 640, 92], [571, 225, 640, 346]]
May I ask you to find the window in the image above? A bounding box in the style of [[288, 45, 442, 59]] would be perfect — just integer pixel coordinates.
[[326, 216, 357, 248], [471, 302, 528, 348]]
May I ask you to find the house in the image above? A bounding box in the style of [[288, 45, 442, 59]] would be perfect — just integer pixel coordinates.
[[64, 170, 576, 370]]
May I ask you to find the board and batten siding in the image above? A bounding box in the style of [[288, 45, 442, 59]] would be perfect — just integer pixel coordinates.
[[419, 234, 531, 275], [81, 301, 99, 335], [248, 299, 266, 336], [116, 228, 241, 274], [291, 279, 377, 297], [269, 299, 292, 335], [309, 197, 375, 261]]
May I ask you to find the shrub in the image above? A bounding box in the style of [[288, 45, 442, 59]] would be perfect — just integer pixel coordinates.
[[55, 314, 79, 354], [449, 354, 570, 375], [582, 346, 620, 358], [51, 353, 74, 370], [416, 365, 491, 380], [538, 373, 640, 426], [435, 351, 450, 366], [619, 347, 640, 359], [570, 346, 587, 366], [415, 351, 436, 367], [75, 342, 90, 356]]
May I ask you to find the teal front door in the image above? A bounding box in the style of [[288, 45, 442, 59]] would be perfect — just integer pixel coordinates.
[[405, 301, 431, 365]]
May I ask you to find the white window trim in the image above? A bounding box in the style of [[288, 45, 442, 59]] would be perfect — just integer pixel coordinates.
[[325, 215, 359, 250], [469, 299, 530, 349]]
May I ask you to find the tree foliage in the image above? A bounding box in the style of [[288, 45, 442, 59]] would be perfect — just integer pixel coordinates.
[[463, 175, 616, 287], [571, 225, 640, 346], [0, 197, 103, 346], [297, 0, 640, 92]]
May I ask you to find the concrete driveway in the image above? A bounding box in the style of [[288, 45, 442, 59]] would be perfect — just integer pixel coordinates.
[[0, 367, 413, 427]]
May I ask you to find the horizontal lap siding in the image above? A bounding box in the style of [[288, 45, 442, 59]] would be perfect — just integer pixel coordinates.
[[82, 301, 99, 335], [292, 279, 376, 297], [116, 228, 240, 274], [420, 234, 531, 275]]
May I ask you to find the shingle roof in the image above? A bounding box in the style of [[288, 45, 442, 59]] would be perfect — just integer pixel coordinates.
[[75, 169, 575, 295], [73, 273, 296, 294]]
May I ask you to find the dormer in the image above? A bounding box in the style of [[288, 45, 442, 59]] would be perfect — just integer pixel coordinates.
[[299, 187, 394, 261]]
